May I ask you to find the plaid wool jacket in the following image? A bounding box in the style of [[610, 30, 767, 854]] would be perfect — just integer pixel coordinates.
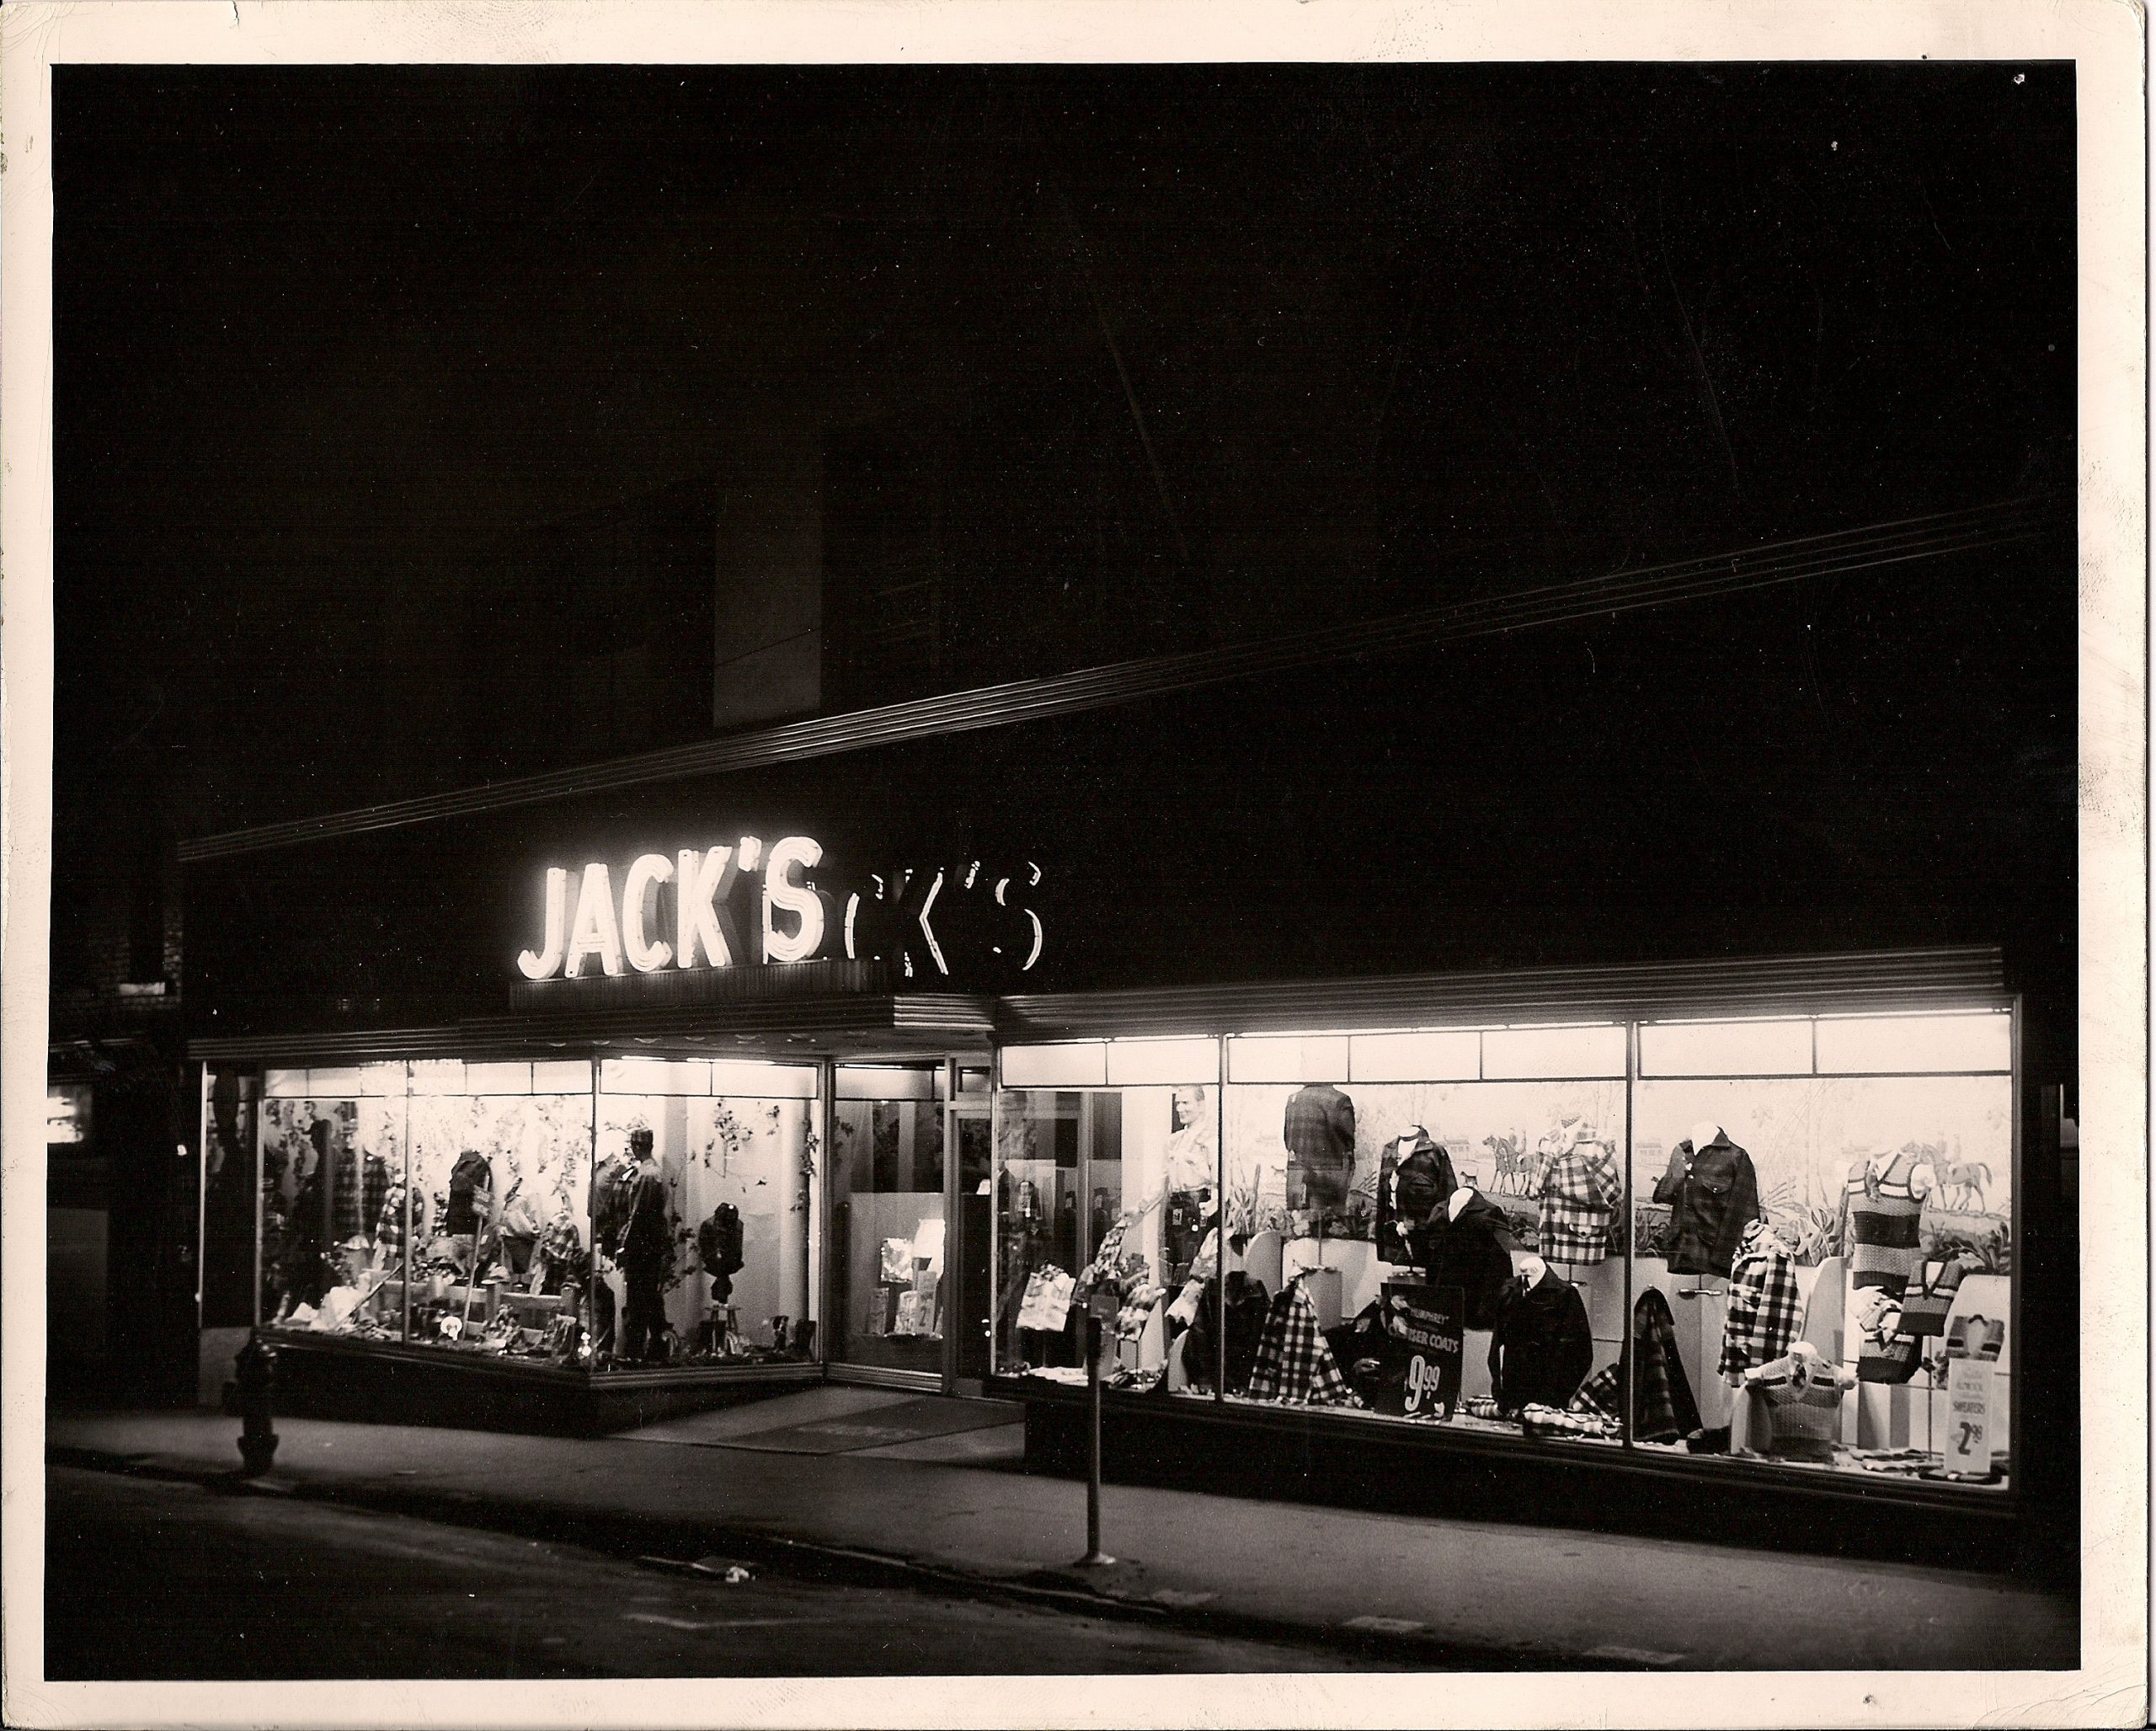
[[1246, 1280, 1357, 1407], [1535, 1139, 1624, 1264], [1717, 1218, 1804, 1380]]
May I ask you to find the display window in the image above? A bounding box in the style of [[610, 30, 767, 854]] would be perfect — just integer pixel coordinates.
[[238, 1054, 820, 1374], [594, 1058, 819, 1372], [1214, 1028, 1629, 1439], [992, 1039, 1222, 1399], [830, 1065, 953, 1377], [1631, 1011, 2013, 1486], [990, 1005, 2016, 1489], [255, 1064, 412, 1339]]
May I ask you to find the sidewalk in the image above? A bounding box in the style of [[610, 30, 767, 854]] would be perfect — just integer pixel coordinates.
[[45, 1397, 2075, 1672]]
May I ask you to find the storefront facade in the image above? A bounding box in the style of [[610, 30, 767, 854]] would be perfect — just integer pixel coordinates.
[[179, 629, 2076, 1564]]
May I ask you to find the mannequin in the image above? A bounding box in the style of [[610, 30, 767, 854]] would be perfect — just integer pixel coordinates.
[[1428, 1185, 1516, 1332], [1377, 1126, 1456, 1268], [1488, 1248, 1593, 1415], [617, 1130, 671, 1363]]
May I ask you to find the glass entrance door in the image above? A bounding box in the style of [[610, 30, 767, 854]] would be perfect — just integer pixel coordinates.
[[830, 1065, 949, 1379]]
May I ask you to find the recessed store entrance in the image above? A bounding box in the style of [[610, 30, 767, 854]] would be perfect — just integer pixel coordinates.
[[826, 1058, 992, 1394]]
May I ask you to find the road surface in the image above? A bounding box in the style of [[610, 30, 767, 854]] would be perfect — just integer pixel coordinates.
[[45, 1465, 1405, 1678]]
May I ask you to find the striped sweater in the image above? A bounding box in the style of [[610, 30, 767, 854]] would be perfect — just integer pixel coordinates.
[[1842, 1146, 1934, 1292]]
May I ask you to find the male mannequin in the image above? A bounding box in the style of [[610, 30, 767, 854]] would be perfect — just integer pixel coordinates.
[[618, 1130, 671, 1363]]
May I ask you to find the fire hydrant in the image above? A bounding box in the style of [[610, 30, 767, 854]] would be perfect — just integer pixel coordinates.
[[234, 1332, 280, 1476]]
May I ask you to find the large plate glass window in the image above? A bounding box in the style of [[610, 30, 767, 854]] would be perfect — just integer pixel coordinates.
[[991, 1039, 1222, 1400], [258, 1063, 414, 1343], [830, 1064, 950, 1377], [1630, 1010, 2013, 1486], [1218, 1024, 1628, 1440], [594, 1058, 820, 1371]]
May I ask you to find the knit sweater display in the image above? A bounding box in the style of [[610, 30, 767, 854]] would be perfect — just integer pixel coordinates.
[[1841, 1146, 1935, 1294]]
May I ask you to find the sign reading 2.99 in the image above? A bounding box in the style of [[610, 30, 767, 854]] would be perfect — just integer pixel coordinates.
[[514, 836, 1045, 986]]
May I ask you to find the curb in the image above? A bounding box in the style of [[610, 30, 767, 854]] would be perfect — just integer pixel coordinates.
[[47, 1444, 1609, 1671]]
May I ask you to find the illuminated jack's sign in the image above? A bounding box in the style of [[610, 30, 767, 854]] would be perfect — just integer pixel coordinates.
[[515, 837, 1044, 984]]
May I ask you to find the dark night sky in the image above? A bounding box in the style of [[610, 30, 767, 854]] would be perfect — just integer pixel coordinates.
[[52, 62, 2074, 831]]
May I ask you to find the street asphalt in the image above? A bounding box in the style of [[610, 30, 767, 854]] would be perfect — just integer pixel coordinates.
[[46, 1466, 1406, 1678]]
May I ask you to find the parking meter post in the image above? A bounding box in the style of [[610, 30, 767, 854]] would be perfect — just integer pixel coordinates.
[[1074, 1308, 1115, 1568]]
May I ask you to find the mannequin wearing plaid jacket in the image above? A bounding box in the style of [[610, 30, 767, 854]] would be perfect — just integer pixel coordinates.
[[1717, 1218, 1803, 1382], [1535, 1125, 1623, 1264]]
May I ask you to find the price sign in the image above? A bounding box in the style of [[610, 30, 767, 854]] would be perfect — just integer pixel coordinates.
[[1380, 1283, 1464, 1418], [1943, 1356, 1993, 1477]]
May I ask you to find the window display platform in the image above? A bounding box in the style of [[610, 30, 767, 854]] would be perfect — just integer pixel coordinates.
[[1001, 1376, 2021, 1573], [256, 1330, 822, 1437]]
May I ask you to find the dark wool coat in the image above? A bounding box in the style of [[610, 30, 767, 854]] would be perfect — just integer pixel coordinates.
[[1424, 1189, 1518, 1331], [1488, 1268, 1595, 1415], [1376, 1133, 1458, 1266], [1651, 1133, 1762, 1279]]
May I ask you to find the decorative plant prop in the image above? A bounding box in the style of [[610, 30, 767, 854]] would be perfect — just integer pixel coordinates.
[[794, 1126, 819, 1216]]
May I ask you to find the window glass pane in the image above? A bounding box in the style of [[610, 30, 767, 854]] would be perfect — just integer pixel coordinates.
[[1481, 1023, 1625, 1080], [1630, 1072, 2012, 1488], [600, 1056, 709, 1096], [1814, 1012, 2012, 1075], [201, 1070, 259, 1332], [1001, 1043, 1107, 1087], [1349, 1029, 1480, 1082], [707, 1059, 819, 1099], [1219, 1073, 1627, 1443], [1639, 1019, 1812, 1077], [398, 1078, 593, 1360], [590, 1077, 819, 1370], [837, 1063, 940, 1101], [408, 1060, 466, 1097], [831, 1066, 946, 1375], [259, 1093, 412, 1344], [1106, 1038, 1220, 1087], [992, 1083, 1218, 1408], [464, 1061, 535, 1096], [1225, 1034, 1352, 1082]]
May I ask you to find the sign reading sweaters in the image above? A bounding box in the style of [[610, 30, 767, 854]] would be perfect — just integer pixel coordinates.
[[514, 837, 1045, 986]]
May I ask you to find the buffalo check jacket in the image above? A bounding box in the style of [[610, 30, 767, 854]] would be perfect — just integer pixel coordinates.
[[1535, 1138, 1625, 1264], [1717, 1218, 1805, 1380]]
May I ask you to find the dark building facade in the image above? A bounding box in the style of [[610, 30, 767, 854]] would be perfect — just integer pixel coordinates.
[[47, 60, 2079, 1592]]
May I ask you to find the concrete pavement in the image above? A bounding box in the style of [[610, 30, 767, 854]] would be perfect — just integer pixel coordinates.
[[45, 1397, 2075, 1671]]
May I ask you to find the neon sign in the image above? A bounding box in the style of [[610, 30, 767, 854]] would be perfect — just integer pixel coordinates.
[[515, 837, 1043, 983]]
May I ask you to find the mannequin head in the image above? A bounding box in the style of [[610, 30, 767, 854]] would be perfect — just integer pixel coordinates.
[[1514, 1251, 1547, 1286], [1447, 1186, 1475, 1221]]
